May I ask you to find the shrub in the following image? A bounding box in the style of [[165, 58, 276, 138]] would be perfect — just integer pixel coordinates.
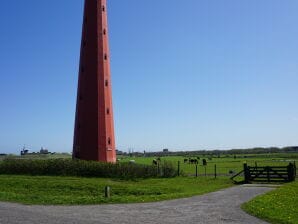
[[0, 159, 177, 179]]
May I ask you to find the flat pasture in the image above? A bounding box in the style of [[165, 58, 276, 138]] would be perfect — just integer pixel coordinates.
[[0, 152, 296, 208], [119, 153, 297, 176], [1, 153, 296, 176]]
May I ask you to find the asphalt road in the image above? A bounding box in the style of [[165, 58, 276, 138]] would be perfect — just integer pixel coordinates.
[[0, 185, 273, 224]]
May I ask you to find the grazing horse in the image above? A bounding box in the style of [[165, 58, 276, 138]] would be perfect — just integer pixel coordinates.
[[189, 159, 198, 164], [184, 158, 188, 163], [152, 159, 158, 165]]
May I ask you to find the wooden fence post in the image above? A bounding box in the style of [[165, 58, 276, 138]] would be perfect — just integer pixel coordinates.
[[196, 164, 198, 177], [177, 161, 180, 176], [243, 163, 250, 184], [214, 164, 217, 179], [288, 163, 295, 182], [104, 186, 110, 198], [294, 161, 297, 177], [266, 166, 270, 183]]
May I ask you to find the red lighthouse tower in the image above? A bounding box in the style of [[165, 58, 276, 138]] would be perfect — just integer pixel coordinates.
[[73, 0, 116, 162]]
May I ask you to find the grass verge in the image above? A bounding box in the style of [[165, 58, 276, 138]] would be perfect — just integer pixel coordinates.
[[0, 175, 232, 205], [242, 181, 298, 224]]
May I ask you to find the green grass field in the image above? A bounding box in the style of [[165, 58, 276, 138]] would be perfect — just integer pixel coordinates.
[[2, 152, 296, 175], [0, 152, 296, 215], [0, 175, 232, 205], [242, 181, 298, 224], [1, 152, 296, 178], [118, 153, 297, 176]]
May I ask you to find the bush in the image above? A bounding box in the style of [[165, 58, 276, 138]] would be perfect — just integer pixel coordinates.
[[159, 161, 178, 178], [0, 159, 177, 179]]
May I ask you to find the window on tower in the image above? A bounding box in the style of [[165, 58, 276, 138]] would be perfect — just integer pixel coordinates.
[[104, 54, 108, 60], [108, 137, 111, 145], [102, 6, 105, 12], [103, 29, 106, 35], [105, 80, 109, 86], [107, 108, 110, 114]]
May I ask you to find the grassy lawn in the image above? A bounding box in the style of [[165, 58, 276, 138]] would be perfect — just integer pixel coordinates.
[[0, 175, 233, 205], [242, 181, 298, 224]]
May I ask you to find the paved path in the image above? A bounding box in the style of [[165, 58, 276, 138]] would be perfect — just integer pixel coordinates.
[[0, 185, 274, 224]]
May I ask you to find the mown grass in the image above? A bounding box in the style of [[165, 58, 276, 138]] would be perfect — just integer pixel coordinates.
[[0, 175, 232, 205], [242, 181, 298, 224]]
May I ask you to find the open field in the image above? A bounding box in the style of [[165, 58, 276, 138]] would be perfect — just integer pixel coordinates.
[[0, 152, 296, 208], [0, 175, 232, 205], [0, 153, 71, 160], [1, 152, 297, 177], [242, 181, 298, 224], [118, 153, 297, 176]]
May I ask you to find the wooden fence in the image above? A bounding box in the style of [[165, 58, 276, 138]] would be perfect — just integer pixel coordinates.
[[231, 162, 296, 183]]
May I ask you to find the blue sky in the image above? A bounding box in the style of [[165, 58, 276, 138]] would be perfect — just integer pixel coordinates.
[[0, 0, 297, 154]]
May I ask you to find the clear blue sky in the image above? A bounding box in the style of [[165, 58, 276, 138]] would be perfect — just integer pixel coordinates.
[[0, 0, 297, 154]]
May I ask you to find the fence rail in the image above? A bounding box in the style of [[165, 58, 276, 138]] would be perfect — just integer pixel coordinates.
[[174, 159, 298, 180]]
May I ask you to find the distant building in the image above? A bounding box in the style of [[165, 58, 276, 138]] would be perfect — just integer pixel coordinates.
[[20, 146, 51, 156], [20, 147, 29, 156], [116, 150, 124, 155], [40, 147, 49, 154], [163, 149, 169, 152]]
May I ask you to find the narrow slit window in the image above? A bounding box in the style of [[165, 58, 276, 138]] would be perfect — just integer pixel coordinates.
[[103, 29, 106, 35], [104, 54, 108, 60], [102, 6, 105, 12], [107, 108, 110, 114], [108, 137, 111, 145], [105, 80, 109, 86]]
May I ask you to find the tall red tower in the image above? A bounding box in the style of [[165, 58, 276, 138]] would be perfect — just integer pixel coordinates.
[[73, 0, 116, 162]]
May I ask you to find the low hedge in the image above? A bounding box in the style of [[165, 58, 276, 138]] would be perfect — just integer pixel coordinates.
[[0, 159, 177, 179]]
